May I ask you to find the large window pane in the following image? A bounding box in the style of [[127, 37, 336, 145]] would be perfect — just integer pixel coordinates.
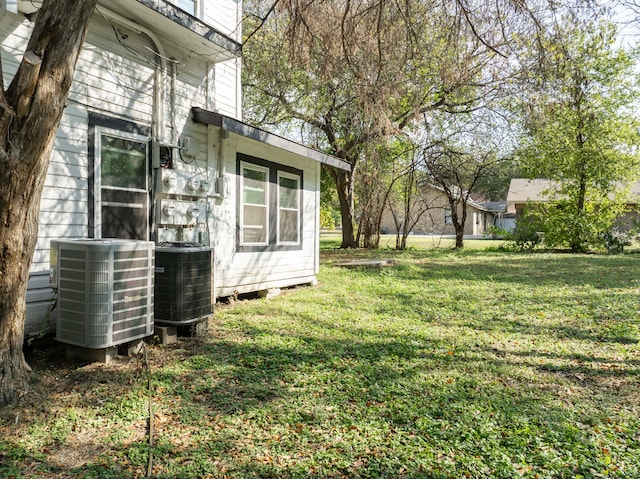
[[243, 167, 267, 203], [279, 210, 298, 243], [101, 135, 147, 190], [279, 176, 298, 209], [241, 164, 268, 245], [278, 173, 300, 244], [242, 206, 267, 243]]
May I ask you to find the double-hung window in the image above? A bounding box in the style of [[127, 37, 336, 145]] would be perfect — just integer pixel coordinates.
[[278, 172, 300, 244], [238, 154, 303, 251], [240, 162, 269, 246]]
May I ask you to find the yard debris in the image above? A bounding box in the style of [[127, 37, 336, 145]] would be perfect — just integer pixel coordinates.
[[337, 259, 395, 269]]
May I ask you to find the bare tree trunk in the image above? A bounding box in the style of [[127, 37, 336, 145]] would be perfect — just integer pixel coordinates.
[[454, 224, 465, 249], [447, 197, 467, 249], [398, 167, 416, 250], [0, 0, 97, 408], [334, 168, 358, 248]]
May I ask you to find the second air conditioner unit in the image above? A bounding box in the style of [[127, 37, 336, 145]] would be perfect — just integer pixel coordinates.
[[154, 242, 212, 325]]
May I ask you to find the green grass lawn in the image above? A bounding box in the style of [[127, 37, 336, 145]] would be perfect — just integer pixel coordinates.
[[2, 241, 639, 478]]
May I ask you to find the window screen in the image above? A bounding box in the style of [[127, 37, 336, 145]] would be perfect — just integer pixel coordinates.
[[97, 130, 149, 240]]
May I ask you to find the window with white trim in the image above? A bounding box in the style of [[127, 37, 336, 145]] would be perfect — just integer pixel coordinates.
[[278, 172, 301, 244], [237, 154, 303, 251], [240, 162, 269, 246], [95, 127, 150, 240]]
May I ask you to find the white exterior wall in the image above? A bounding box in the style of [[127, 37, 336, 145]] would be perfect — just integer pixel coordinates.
[[202, 0, 242, 119], [201, 0, 241, 40], [208, 129, 321, 298], [29, 16, 158, 274], [214, 59, 242, 119], [0, 4, 240, 333]]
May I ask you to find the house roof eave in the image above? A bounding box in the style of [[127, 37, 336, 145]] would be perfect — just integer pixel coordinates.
[[95, 0, 241, 61], [191, 108, 351, 171]]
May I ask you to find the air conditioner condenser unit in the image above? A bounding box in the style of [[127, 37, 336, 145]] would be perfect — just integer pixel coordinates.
[[50, 239, 155, 349]]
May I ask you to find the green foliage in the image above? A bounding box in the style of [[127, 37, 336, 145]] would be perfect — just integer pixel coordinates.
[[320, 167, 341, 229], [242, 1, 520, 249], [598, 228, 636, 255], [506, 207, 545, 251], [484, 225, 508, 239], [4, 243, 640, 478], [515, 20, 640, 252], [319, 205, 337, 229], [538, 196, 628, 252]]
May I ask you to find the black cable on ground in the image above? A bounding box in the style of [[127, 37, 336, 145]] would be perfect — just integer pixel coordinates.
[[142, 342, 154, 477]]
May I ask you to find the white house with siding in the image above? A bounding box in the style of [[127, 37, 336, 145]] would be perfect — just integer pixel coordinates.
[[1, 0, 349, 334]]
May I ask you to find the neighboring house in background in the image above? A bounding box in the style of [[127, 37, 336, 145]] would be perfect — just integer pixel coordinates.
[[506, 179, 563, 218], [381, 183, 506, 237], [506, 178, 640, 228], [1, 1, 349, 335]]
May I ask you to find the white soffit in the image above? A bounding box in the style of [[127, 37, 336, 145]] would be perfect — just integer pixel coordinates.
[[192, 108, 352, 171], [95, 0, 241, 62]]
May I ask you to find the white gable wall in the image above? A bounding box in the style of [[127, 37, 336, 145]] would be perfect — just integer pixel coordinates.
[[208, 129, 321, 298], [202, 0, 241, 41]]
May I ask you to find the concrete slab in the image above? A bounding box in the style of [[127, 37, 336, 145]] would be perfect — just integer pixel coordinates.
[[154, 325, 178, 345], [178, 316, 210, 338], [338, 259, 396, 269], [258, 288, 282, 299], [65, 345, 118, 364], [118, 339, 144, 356]]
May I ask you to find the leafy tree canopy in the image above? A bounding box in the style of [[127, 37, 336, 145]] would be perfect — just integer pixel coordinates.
[[515, 19, 640, 252]]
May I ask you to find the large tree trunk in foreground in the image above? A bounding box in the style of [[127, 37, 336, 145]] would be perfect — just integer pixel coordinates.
[[0, 0, 97, 408]]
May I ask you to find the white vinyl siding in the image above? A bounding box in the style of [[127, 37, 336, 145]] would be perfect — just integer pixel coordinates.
[[202, 0, 241, 40], [211, 141, 320, 298]]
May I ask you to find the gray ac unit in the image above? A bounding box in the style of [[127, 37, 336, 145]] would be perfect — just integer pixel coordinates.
[[50, 239, 155, 349]]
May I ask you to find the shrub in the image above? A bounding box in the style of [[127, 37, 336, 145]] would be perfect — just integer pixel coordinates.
[[598, 229, 634, 254], [506, 210, 545, 252]]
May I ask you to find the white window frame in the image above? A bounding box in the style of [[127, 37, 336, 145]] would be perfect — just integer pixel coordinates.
[[444, 208, 453, 225], [277, 171, 301, 245], [169, 0, 198, 16], [240, 162, 270, 246], [94, 126, 150, 239]]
